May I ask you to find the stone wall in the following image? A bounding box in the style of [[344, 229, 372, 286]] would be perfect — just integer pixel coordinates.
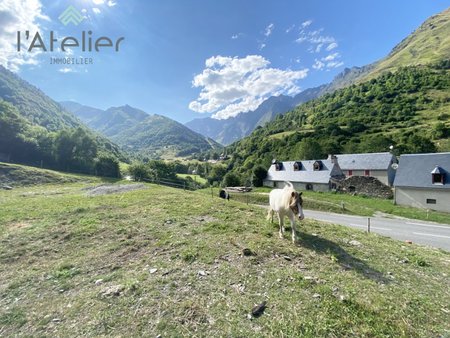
[[338, 176, 393, 199]]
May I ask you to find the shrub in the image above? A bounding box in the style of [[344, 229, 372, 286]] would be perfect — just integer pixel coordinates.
[[95, 155, 120, 178]]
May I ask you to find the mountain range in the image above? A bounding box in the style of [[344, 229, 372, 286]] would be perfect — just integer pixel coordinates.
[[61, 101, 221, 159], [225, 7, 450, 179], [186, 7, 450, 146]]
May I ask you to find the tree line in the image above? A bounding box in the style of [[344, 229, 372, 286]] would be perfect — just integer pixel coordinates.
[[0, 100, 120, 177]]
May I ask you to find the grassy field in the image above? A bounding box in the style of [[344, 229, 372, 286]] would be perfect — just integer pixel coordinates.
[[1, 180, 449, 337], [0, 162, 105, 187]]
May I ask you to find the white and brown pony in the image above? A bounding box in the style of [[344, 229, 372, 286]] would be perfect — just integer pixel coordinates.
[[267, 181, 304, 243]]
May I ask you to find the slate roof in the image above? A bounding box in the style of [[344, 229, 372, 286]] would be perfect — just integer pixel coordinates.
[[329, 152, 395, 170], [394, 152, 450, 189], [266, 160, 344, 184]]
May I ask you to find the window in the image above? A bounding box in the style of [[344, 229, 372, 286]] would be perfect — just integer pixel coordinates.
[[364, 170, 370, 176], [348, 170, 353, 176], [432, 173, 444, 184], [426, 199, 437, 204], [431, 166, 445, 184], [313, 161, 322, 171], [274, 162, 283, 171], [293, 162, 302, 171]]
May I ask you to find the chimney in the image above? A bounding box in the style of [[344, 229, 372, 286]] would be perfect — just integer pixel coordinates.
[[329, 154, 338, 164]]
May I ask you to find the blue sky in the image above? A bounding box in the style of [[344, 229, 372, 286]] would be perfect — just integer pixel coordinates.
[[1, 0, 449, 123]]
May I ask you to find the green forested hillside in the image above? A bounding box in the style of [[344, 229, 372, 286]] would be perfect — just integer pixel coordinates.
[[359, 8, 450, 82], [0, 66, 124, 174], [113, 114, 221, 159], [61, 102, 222, 159], [227, 62, 450, 178], [0, 66, 80, 131]]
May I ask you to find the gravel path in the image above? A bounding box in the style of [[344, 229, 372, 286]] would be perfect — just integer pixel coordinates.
[[85, 184, 146, 196]]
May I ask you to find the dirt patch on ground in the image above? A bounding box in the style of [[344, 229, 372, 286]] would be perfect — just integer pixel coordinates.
[[7, 222, 33, 229], [84, 184, 146, 196]]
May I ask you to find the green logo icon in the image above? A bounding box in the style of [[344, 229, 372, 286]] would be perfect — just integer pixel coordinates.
[[58, 5, 84, 26]]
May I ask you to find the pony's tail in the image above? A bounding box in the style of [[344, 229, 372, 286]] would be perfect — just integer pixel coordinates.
[[284, 181, 293, 188]]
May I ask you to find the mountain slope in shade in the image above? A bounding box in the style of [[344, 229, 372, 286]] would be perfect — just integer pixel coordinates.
[[0, 66, 123, 161], [0, 66, 81, 131], [186, 85, 326, 145], [62, 102, 221, 159]]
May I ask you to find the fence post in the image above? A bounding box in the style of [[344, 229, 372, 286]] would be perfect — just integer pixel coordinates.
[[341, 202, 345, 211], [211, 186, 213, 199], [367, 217, 371, 233], [183, 181, 186, 191]]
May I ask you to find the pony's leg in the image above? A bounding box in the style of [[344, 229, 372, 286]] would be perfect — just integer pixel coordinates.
[[290, 215, 297, 243], [278, 213, 284, 239], [267, 208, 274, 222]]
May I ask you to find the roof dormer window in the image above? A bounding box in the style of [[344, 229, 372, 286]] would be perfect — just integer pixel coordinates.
[[272, 159, 283, 171], [431, 166, 445, 185], [313, 161, 323, 171], [293, 161, 302, 171]]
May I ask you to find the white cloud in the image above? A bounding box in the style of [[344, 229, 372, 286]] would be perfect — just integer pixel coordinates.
[[231, 33, 243, 40], [107, 0, 117, 6], [326, 42, 338, 51], [58, 67, 75, 73], [264, 23, 274, 37], [92, 7, 101, 14], [312, 59, 325, 70], [259, 43, 266, 50], [301, 20, 313, 28], [295, 24, 339, 54], [326, 61, 344, 68], [313, 53, 344, 70], [189, 55, 309, 119], [92, 0, 105, 4], [309, 35, 335, 44], [0, 0, 49, 72], [322, 52, 339, 61], [286, 24, 295, 33]]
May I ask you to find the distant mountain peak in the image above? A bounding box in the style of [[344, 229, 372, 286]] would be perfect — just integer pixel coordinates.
[[62, 101, 221, 158]]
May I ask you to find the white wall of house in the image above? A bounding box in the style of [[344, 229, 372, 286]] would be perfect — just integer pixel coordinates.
[[395, 187, 450, 213], [370, 170, 389, 186], [346, 169, 389, 185]]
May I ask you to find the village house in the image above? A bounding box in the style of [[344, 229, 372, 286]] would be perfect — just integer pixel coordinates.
[[328, 152, 397, 186], [263, 158, 345, 192], [393, 152, 450, 213]]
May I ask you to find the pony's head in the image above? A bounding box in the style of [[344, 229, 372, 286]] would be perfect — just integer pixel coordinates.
[[289, 191, 304, 220]]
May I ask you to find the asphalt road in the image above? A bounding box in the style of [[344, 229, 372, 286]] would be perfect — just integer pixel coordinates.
[[304, 209, 450, 252]]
